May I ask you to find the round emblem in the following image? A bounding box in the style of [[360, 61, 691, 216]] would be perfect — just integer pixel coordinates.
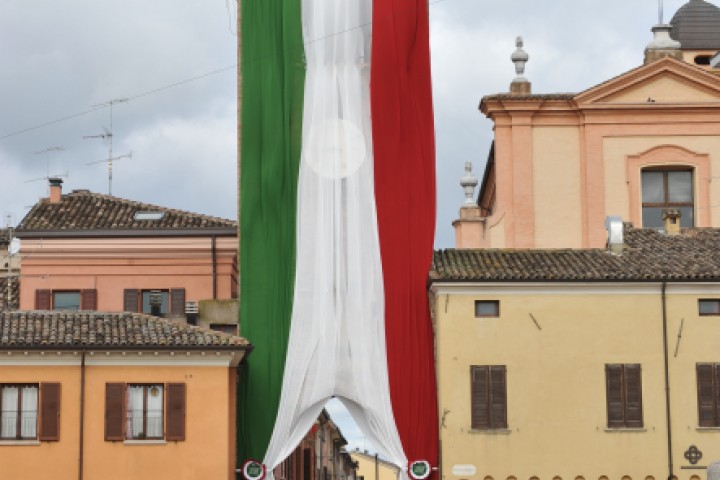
[[242, 459, 266, 480], [408, 460, 432, 480]]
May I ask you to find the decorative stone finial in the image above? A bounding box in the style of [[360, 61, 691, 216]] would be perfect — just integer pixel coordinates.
[[460, 161, 478, 206], [510, 36, 531, 95]]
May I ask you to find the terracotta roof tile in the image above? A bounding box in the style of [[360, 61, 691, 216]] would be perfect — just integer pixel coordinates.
[[16, 190, 236, 232], [0, 311, 249, 350], [431, 228, 720, 282]]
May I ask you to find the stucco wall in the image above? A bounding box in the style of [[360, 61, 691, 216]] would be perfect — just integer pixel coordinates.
[[0, 358, 237, 480], [433, 283, 720, 480]]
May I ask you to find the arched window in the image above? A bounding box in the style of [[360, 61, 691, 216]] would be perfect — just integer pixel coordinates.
[[641, 168, 694, 228]]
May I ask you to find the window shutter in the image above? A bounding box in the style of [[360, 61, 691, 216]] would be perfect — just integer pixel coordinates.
[[489, 366, 507, 429], [165, 383, 186, 441], [170, 289, 186, 315], [105, 383, 125, 441], [624, 364, 643, 428], [123, 289, 139, 313], [606, 364, 625, 428], [35, 289, 51, 310], [39, 383, 61, 441], [716, 366, 720, 427], [471, 366, 489, 429], [81, 289, 97, 310], [697, 364, 716, 427]]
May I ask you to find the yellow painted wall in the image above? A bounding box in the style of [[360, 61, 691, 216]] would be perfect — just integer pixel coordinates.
[[351, 450, 400, 480], [0, 361, 237, 480], [532, 127, 583, 248], [603, 135, 720, 226], [433, 284, 720, 480]]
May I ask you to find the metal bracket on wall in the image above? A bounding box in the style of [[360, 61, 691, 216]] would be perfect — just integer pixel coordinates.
[[528, 313, 542, 331]]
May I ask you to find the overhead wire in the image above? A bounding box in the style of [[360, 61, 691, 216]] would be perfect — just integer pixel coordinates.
[[0, 0, 453, 143]]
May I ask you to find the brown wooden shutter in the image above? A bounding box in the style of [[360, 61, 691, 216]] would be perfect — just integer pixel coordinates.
[[489, 366, 507, 429], [105, 383, 125, 441], [165, 383, 186, 441], [39, 383, 61, 441], [35, 289, 51, 310], [471, 366, 489, 429], [170, 289, 186, 315], [624, 364, 643, 428], [716, 366, 720, 427], [606, 364, 625, 428], [697, 364, 716, 427], [123, 289, 139, 313], [81, 289, 97, 310]]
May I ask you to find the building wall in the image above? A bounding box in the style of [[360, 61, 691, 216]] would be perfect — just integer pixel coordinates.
[[0, 355, 238, 480], [351, 450, 399, 480], [479, 59, 720, 249], [432, 282, 720, 480], [18, 236, 238, 311]]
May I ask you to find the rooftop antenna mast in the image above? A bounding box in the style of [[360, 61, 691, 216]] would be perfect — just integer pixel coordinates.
[[31, 146, 65, 194], [659, 0, 664, 24], [84, 98, 130, 195]]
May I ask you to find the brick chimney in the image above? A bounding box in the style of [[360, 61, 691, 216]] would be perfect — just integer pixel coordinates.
[[662, 208, 681, 236], [49, 177, 63, 204]]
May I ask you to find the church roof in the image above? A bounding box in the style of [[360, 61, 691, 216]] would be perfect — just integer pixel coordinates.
[[670, 0, 720, 50]]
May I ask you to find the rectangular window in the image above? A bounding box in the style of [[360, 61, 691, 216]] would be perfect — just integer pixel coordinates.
[[53, 292, 81, 311], [126, 385, 164, 440], [641, 169, 694, 228], [697, 364, 720, 427], [471, 365, 507, 430], [0, 385, 38, 440], [123, 289, 186, 316], [699, 299, 720, 316], [141, 291, 169, 316], [606, 364, 643, 428], [475, 300, 500, 318]]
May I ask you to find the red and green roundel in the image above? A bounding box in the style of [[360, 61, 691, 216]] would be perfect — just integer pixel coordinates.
[[242, 460, 266, 480]]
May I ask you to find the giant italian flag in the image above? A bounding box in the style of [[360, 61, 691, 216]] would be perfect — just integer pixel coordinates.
[[238, 0, 438, 477]]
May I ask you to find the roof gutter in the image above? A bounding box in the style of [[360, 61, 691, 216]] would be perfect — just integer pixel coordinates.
[[14, 228, 238, 239]]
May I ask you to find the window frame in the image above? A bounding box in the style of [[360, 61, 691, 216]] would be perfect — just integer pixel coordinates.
[[605, 363, 644, 429], [126, 384, 165, 441], [641, 168, 694, 228], [0, 384, 39, 440], [470, 365, 507, 430], [52, 291, 81, 311], [697, 363, 720, 428], [699, 299, 720, 316], [475, 300, 500, 318]]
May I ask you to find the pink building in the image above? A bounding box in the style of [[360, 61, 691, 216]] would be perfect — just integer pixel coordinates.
[[15, 179, 238, 325]]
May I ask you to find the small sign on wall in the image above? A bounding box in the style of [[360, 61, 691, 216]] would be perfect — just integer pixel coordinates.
[[452, 465, 477, 476]]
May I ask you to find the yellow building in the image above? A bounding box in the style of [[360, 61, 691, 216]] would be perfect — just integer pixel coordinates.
[[0, 311, 251, 480], [351, 448, 401, 480], [431, 227, 720, 480]]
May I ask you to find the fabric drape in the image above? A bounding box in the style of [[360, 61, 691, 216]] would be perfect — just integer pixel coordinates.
[[20, 386, 37, 439], [261, 0, 408, 477], [371, 0, 439, 470], [127, 386, 144, 438], [237, 0, 306, 463], [146, 386, 163, 438], [1, 386, 18, 438]]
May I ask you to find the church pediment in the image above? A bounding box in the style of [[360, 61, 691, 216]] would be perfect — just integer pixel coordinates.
[[575, 57, 720, 106]]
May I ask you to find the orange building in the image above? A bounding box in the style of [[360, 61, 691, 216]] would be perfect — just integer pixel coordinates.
[[455, 1, 720, 249], [15, 179, 238, 330], [0, 310, 252, 480]]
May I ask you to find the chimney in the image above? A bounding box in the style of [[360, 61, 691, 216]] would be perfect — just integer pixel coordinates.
[[605, 216, 624, 254], [662, 208, 681, 236], [510, 36, 531, 95], [452, 162, 485, 248], [49, 177, 63, 204], [644, 24, 682, 64]]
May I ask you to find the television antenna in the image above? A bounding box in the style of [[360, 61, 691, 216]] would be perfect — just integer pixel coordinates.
[[24, 170, 69, 186], [31, 146, 66, 194], [659, 0, 664, 24], [84, 98, 131, 195]]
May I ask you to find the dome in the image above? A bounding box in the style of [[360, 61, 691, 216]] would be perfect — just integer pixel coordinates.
[[669, 0, 720, 50]]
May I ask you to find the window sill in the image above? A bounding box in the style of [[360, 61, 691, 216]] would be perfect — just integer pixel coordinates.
[[123, 439, 167, 445], [696, 427, 720, 432], [0, 440, 40, 446], [604, 428, 647, 433], [468, 428, 511, 435]]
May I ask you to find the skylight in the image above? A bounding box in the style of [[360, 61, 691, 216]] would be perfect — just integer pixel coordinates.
[[134, 211, 165, 221]]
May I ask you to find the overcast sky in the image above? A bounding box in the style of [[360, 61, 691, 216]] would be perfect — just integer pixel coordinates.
[[0, 0, 698, 455]]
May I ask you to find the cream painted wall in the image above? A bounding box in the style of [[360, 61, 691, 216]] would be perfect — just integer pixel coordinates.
[[532, 127, 583, 248], [603, 75, 720, 103], [603, 135, 720, 226], [351, 450, 400, 480], [0, 358, 238, 480], [433, 283, 720, 480]]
